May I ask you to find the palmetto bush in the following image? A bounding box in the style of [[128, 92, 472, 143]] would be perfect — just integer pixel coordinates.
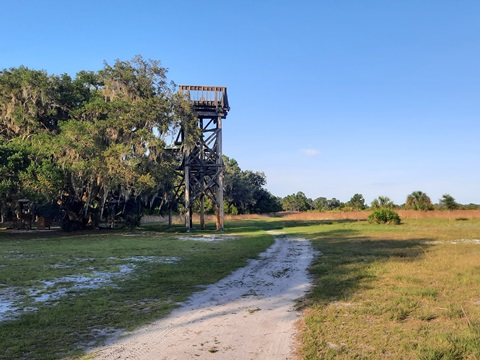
[[368, 208, 401, 225]]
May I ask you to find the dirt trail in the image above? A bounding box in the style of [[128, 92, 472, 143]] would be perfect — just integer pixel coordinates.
[[89, 236, 314, 360]]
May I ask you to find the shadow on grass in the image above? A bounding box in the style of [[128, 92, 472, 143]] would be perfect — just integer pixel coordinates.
[[224, 219, 361, 234], [143, 219, 288, 234], [137, 218, 368, 235], [225, 219, 286, 234], [278, 221, 434, 307]]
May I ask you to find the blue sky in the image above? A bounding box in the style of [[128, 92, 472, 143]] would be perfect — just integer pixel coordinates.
[[2, 0, 480, 205]]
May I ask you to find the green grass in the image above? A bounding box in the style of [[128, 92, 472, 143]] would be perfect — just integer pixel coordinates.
[[0, 224, 274, 359], [1, 218, 479, 359]]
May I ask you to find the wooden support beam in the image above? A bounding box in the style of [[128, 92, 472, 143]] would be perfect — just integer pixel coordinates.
[[185, 165, 191, 231], [216, 116, 224, 231]]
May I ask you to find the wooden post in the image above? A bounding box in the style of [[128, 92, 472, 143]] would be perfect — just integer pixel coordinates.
[[200, 118, 205, 230], [185, 165, 191, 231], [216, 116, 224, 231], [200, 194, 205, 229]]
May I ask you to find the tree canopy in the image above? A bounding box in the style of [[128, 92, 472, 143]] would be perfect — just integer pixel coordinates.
[[439, 194, 459, 210], [282, 192, 312, 212], [223, 156, 281, 214], [0, 56, 197, 228], [405, 191, 433, 211], [346, 193, 366, 210], [371, 196, 395, 209]]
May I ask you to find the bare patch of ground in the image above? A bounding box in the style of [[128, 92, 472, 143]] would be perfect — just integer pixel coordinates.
[[0, 255, 179, 322], [422, 239, 480, 245], [89, 236, 315, 360], [177, 234, 238, 242]]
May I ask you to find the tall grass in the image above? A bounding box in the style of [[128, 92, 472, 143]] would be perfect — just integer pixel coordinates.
[[280, 209, 480, 221]]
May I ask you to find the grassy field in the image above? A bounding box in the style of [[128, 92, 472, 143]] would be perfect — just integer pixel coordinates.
[[0, 216, 479, 359], [283, 217, 480, 359], [0, 224, 275, 359]]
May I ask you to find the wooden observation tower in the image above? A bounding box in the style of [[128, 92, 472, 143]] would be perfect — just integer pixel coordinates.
[[176, 85, 229, 231]]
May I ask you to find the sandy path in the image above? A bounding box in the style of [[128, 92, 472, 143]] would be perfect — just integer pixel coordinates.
[[89, 236, 314, 360]]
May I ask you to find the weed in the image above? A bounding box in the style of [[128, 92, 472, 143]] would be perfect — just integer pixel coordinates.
[[416, 308, 438, 322], [444, 304, 465, 320]]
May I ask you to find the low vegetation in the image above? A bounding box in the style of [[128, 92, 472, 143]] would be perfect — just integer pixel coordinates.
[[1, 217, 479, 359], [368, 208, 401, 224]]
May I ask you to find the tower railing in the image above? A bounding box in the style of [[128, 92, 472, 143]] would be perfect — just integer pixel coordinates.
[[178, 85, 229, 113]]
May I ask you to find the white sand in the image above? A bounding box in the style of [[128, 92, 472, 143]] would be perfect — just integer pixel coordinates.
[[89, 236, 314, 360]]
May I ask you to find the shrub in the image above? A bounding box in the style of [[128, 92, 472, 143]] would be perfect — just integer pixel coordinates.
[[368, 209, 401, 225], [229, 204, 239, 215], [124, 212, 142, 229]]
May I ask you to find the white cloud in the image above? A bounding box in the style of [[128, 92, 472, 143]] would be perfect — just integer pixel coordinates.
[[302, 148, 320, 156]]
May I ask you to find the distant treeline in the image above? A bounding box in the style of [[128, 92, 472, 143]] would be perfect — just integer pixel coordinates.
[[280, 191, 479, 212]]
